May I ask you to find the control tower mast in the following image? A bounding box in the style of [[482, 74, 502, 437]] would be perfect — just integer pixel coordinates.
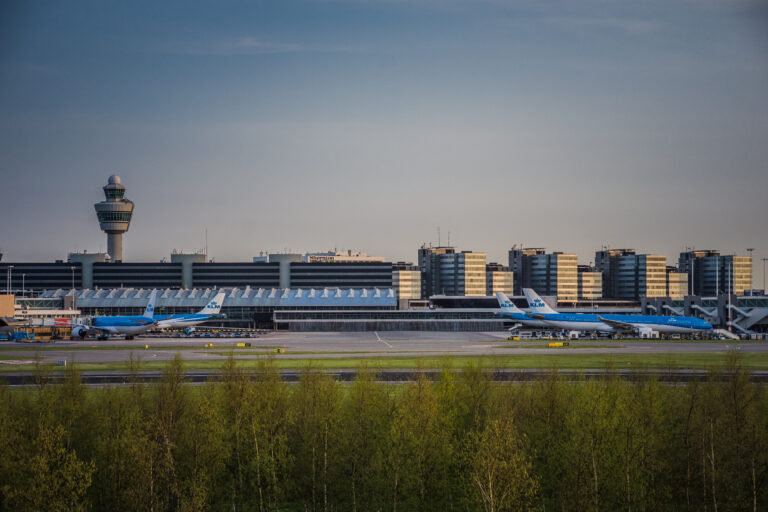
[[94, 175, 134, 263]]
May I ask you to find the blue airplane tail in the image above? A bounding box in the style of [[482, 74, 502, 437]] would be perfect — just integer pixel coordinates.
[[522, 288, 558, 315], [143, 289, 158, 319], [198, 292, 226, 315], [495, 292, 523, 314]]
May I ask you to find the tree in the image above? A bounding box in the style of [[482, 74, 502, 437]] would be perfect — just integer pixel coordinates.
[[246, 358, 294, 511], [218, 353, 252, 509], [147, 353, 188, 511], [471, 417, 539, 512], [387, 373, 452, 511], [289, 366, 342, 511], [2, 423, 94, 512], [563, 377, 622, 511], [88, 387, 155, 511], [339, 366, 391, 511]]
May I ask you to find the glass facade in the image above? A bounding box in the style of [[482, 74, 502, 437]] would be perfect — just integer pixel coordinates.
[[104, 188, 125, 199], [595, 249, 635, 299], [597, 250, 670, 300], [578, 270, 602, 299], [486, 269, 513, 296], [289, 262, 392, 289], [93, 263, 183, 288], [0, 263, 82, 291], [393, 269, 421, 300], [193, 263, 280, 288], [508, 248, 546, 295], [512, 251, 578, 301], [640, 255, 668, 298], [436, 252, 487, 296], [679, 251, 752, 295], [418, 245, 455, 298], [555, 254, 578, 301], [96, 211, 132, 223], [666, 269, 688, 299]]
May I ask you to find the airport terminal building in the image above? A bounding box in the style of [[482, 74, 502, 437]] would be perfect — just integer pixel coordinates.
[[5, 175, 765, 337]]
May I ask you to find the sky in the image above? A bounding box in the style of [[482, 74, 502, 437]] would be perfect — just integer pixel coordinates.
[[1, 0, 767, 285]]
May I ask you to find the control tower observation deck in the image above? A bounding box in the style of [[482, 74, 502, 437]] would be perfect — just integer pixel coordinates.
[[94, 175, 134, 263]]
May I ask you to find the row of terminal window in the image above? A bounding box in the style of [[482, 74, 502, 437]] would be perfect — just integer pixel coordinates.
[[97, 212, 132, 222]]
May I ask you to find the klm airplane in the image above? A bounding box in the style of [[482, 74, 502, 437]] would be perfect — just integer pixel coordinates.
[[153, 292, 226, 330], [522, 288, 713, 335], [494, 292, 550, 330], [71, 289, 158, 340]]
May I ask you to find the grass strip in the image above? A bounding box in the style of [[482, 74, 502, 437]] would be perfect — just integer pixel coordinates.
[[2, 352, 768, 373], [0, 344, 278, 352]]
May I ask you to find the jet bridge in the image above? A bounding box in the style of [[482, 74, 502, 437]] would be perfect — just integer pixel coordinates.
[[643, 296, 768, 336]]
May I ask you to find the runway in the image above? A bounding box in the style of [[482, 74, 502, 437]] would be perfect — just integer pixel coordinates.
[[1, 331, 766, 367]]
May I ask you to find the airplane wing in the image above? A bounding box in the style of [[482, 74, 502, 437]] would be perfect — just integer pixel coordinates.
[[129, 318, 155, 326], [180, 325, 257, 332], [597, 315, 635, 332], [87, 325, 118, 334]]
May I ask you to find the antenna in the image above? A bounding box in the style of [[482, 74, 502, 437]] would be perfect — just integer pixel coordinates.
[[447, 231, 451, 247], [205, 229, 208, 256], [437, 227, 441, 247]]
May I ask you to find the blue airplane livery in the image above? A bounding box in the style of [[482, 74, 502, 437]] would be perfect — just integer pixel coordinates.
[[521, 288, 713, 335], [154, 292, 226, 330], [71, 289, 158, 340]]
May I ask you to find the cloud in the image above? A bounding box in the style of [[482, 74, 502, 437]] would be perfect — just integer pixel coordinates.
[[166, 37, 364, 56], [543, 16, 662, 35]]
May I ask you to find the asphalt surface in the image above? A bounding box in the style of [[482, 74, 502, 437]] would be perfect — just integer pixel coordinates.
[[0, 331, 766, 367], [4, 368, 768, 387]]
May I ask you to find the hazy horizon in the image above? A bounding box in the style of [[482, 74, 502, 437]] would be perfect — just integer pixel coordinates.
[[1, 1, 767, 285]]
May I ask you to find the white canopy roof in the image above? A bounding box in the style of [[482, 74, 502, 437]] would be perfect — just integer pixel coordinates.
[[40, 287, 397, 308]]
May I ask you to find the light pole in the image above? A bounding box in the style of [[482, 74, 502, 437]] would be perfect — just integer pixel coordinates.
[[747, 248, 755, 291], [21, 274, 25, 297], [70, 266, 75, 293], [762, 257, 767, 292], [6, 265, 13, 295]]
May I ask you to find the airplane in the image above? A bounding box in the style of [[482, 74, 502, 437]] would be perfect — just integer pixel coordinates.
[[494, 292, 550, 330], [522, 288, 713, 336], [153, 292, 226, 330], [70, 289, 158, 340]]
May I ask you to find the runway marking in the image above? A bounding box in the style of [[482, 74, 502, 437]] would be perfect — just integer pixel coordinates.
[[374, 332, 392, 348]]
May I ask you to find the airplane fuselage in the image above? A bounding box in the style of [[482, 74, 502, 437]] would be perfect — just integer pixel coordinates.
[[154, 313, 220, 329], [530, 313, 712, 334], [89, 316, 156, 336]]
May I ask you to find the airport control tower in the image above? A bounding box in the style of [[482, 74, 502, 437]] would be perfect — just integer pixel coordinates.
[[94, 175, 134, 263]]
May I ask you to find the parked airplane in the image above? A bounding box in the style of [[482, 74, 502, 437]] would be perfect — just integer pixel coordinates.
[[153, 292, 226, 330], [522, 288, 713, 335], [71, 289, 158, 340], [494, 292, 550, 330]]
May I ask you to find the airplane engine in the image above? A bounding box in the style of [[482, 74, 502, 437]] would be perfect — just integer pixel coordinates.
[[71, 325, 88, 338]]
